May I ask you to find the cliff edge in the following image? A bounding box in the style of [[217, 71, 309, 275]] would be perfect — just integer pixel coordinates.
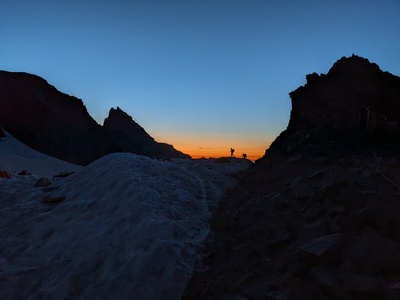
[[0, 71, 190, 164], [183, 55, 400, 299]]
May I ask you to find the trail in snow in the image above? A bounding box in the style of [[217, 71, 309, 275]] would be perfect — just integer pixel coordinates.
[[0, 134, 251, 299]]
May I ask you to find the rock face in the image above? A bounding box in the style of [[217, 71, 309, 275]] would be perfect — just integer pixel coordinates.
[[288, 54, 400, 133], [0, 71, 108, 165], [0, 71, 190, 164], [267, 55, 400, 157], [183, 56, 400, 299], [0, 126, 5, 138], [103, 107, 188, 159]]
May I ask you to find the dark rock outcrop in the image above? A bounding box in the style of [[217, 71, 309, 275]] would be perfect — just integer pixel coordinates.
[[34, 177, 51, 188], [103, 107, 189, 159], [0, 71, 190, 164], [183, 56, 400, 299], [267, 55, 400, 157], [288, 54, 400, 133], [0, 71, 107, 165], [0, 170, 12, 179], [0, 125, 5, 138]]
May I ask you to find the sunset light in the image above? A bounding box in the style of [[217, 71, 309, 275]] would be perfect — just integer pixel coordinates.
[[1, 0, 400, 298]]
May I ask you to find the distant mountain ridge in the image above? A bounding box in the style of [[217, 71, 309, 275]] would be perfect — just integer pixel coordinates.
[[0, 71, 190, 164]]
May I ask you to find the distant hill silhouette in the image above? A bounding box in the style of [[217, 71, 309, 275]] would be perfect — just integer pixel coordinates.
[[0, 71, 190, 164], [183, 55, 400, 299]]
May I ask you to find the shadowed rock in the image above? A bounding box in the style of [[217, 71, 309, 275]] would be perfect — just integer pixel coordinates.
[[0, 126, 5, 138], [267, 55, 400, 156], [34, 177, 51, 187], [183, 55, 400, 299], [298, 233, 342, 257], [0, 71, 106, 165], [103, 107, 190, 159], [0, 71, 190, 164]]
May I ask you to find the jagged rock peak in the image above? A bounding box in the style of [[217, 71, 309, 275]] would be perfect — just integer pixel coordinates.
[[105, 106, 140, 126], [288, 55, 400, 132], [327, 54, 381, 77], [300, 55, 385, 88], [109, 106, 129, 117], [0, 71, 190, 163], [103, 106, 148, 135], [265, 55, 400, 157], [103, 106, 190, 159]]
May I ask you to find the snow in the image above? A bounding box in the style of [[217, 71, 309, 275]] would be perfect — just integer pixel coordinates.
[[0, 131, 82, 177], [0, 133, 252, 299]]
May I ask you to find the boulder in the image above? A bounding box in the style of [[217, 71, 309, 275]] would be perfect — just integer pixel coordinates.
[[34, 177, 51, 187], [53, 171, 74, 178], [0, 170, 11, 179], [41, 195, 66, 204], [342, 237, 400, 275], [298, 233, 342, 257], [18, 170, 31, 175], [338, 260, 382, 295]]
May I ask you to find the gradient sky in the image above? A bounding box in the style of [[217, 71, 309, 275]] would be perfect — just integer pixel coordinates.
[[1, 0, 400, 160]]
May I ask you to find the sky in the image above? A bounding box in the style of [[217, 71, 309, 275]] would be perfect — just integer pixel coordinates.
[[1, 0, 400, 160]]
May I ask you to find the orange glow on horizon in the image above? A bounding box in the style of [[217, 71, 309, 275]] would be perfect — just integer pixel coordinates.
[[153, 131, 274, 162], [173, 141, 270, 161], [185, 150, 263, 161], [189, 153, 261, 161]]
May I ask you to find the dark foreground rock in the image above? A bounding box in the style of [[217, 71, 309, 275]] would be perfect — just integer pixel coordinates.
[[183, 56, 400, 299], [0, 71, 190, 164], [0, 125, 5, 138]]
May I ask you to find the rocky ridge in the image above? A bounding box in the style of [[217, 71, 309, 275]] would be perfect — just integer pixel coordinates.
[[183, 55, 400, 299], [0, 71, 190, 164], [103, 107, 186, 159]]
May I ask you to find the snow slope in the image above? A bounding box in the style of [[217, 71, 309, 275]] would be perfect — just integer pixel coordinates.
[[0, 131, 82, 177], [0, 135, 251, 299]]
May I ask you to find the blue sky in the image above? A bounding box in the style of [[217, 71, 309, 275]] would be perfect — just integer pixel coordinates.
[[1, 0, 400, 159]]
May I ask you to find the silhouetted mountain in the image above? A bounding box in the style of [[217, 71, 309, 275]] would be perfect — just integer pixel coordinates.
[[267, 55, 400, 156], [0, 71, 190, 164], [183, 55, 400, 299], [103, 106, 190, 159], [0, 71, 107, 164]]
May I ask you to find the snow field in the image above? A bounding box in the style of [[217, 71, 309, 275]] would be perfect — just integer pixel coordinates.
[[0, 138, 251, 299]]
